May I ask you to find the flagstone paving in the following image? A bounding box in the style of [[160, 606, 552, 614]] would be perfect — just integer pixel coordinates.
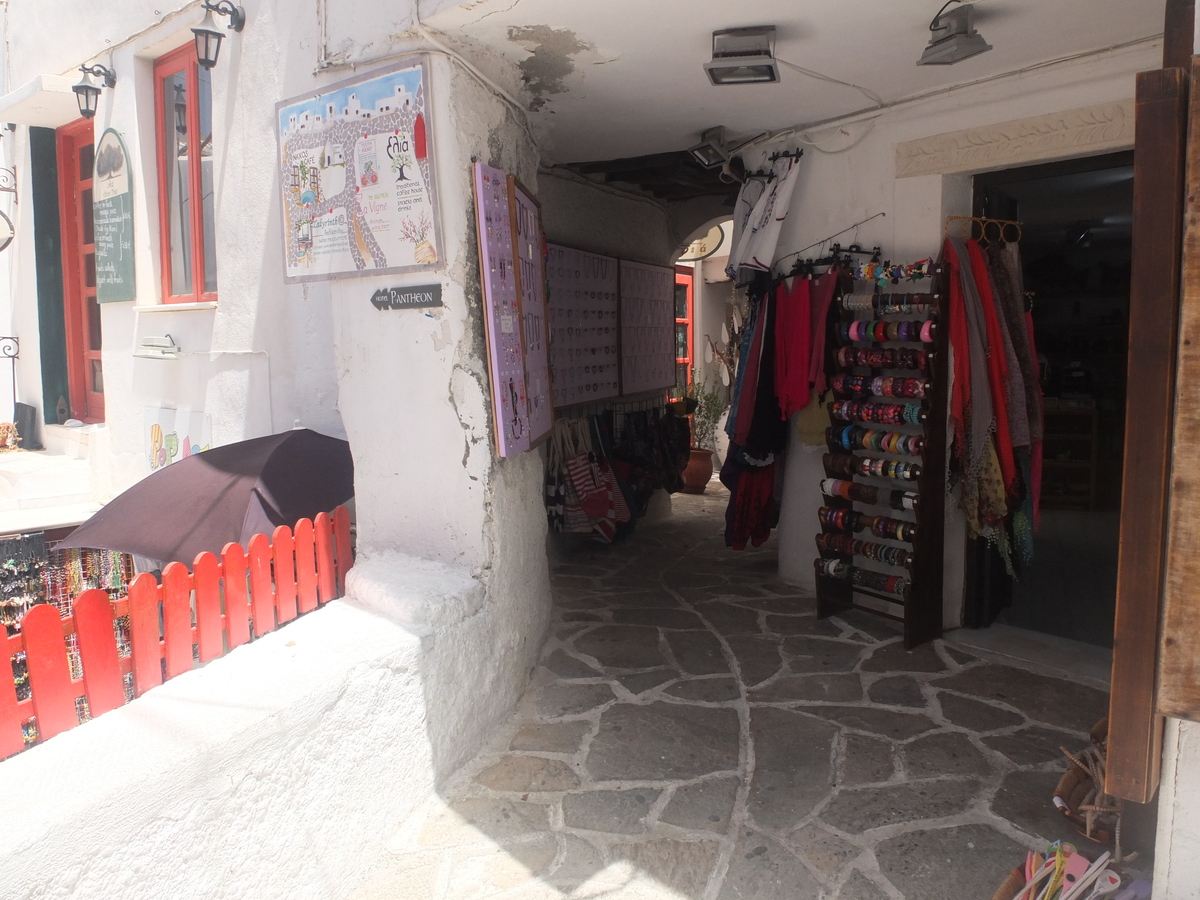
[[349, 486, 1116, 900]]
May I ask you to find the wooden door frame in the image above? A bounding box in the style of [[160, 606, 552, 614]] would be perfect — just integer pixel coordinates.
[[1105, 0, 1194, 803], [55, 117, 102, 423], [674, 266, 694, 391]]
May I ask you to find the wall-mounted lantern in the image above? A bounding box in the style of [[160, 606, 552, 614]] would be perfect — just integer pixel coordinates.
[[72, 64, 116, 120], [192, 1, 246, 71]]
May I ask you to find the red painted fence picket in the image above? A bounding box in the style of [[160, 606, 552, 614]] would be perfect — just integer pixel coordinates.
[[314, 512, 336, 606], [22, 603, 78, 741], [0, 635, 24, 758], [222, 542, 252, 650], [73, 589, 126, 719], [247, 533, 275, 638], [0, 505, 353, 762], [294, 518, 318, 615], [273, 526, 297, 624]]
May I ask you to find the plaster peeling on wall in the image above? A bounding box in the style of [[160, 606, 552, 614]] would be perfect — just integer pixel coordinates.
[[432, 320, 452, 351], [506, 25, 593, 111]]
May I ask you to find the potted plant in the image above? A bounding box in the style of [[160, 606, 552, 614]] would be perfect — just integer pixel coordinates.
[[681, 372, 726, 494]]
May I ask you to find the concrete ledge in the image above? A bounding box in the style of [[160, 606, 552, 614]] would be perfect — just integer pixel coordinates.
[[0, 602, 434, 900]]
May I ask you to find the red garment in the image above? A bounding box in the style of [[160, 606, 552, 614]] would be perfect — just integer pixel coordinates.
[[966, 240, 1018, 499], [734, 301, 767, 445], [943, 240, 973, 465], [807, 268, 840, 396], [1025, 310, 1044, 528], [774, 277, 812, 419], [724, 463, 777, 550]]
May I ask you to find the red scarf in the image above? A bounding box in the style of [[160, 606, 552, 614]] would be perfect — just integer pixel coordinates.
[[966, 240, 1018, 499], [943, 241, 972, 467]]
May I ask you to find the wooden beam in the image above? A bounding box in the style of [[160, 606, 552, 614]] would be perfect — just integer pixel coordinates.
[[1107, 65, 1189, 804], [1165, 0, 1195, 70], [1161, 58, 1200, 730]]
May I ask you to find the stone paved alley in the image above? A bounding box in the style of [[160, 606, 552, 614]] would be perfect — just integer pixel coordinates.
[[351, 485, 1120, 900]]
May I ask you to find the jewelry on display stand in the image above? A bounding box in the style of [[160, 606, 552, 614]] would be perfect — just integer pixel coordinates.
[[814, 262, 949, 649]]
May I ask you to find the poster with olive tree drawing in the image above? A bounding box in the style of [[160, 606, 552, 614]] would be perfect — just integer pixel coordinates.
[[93, 129, 135, 302], [275, 57, 442, 283]]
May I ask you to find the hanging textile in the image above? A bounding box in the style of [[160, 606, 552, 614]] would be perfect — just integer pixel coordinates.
[[944, 238, 1011, 569], [774, 276, 811, 419], [807, 268, 841, 396], [726, 156, 802, 284]]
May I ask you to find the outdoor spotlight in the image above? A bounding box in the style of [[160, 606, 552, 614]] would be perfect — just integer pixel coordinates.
[[192, 0, 246, 70], [689, 127, 730, 168], [72, 64, 116, 120], [917, 1, 992, 66], [704, 26, 780, 85]]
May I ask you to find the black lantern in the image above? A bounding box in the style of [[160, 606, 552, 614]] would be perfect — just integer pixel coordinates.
[[72, 64, 116, 120], [173, 84, 188, 135], [192, 1, 246, 70]]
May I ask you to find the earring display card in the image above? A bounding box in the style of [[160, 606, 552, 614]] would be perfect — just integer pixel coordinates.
[[547, 243, 620, 407], [619, 260, 676, 395], [473, 162, 529, 456], [509, 177, 553, 446]]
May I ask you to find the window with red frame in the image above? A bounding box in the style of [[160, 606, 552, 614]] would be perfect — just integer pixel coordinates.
[[154, 44, 218, 303], [673, 267, 694, 398]]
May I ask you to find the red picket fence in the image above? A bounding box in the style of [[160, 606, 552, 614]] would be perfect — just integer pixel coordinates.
[[0, 506, 353, 761]]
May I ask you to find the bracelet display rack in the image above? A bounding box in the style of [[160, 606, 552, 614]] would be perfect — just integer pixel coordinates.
[[814, 267, 949, 649]]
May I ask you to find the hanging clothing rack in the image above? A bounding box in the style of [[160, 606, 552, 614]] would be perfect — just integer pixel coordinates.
[[944, 215, 1023, 243], [774, 211, 888, 273], [744, 148, 805, 183]]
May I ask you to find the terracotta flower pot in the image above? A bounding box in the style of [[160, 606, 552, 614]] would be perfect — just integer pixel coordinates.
[[681, 447, 715, 494]]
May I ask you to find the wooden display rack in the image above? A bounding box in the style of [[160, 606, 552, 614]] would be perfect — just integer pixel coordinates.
[[814, 269, 949, 649]]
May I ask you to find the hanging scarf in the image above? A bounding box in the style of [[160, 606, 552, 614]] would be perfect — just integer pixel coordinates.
[[965, 239, 1018, 500], [981, 247, 1030, 451], [808, 267, 840, 396], [944, 239, 994, 483], [987, 242, 1043, 445], [944, 239, 1011, 569]]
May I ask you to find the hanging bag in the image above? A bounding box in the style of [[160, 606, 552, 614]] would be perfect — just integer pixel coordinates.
[[564, 421, 610, 519]]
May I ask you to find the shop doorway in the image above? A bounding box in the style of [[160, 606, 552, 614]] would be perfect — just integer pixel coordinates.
[[55, 118, 104, 423], [971, 151, 1134, 647]]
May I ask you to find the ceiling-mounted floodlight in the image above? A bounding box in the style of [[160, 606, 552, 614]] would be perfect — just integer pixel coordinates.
[[689, 127, 730, 168], [704, 26, 780, 85], [917, 1, 992, 66], [688, 126, 770, 169]]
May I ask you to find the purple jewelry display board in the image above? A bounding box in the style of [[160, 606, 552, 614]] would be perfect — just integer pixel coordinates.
[[619, 260, 676, 395], [473, 162, 529, 456], [547, 244, 620, 407], [509, 177, 553, 447]]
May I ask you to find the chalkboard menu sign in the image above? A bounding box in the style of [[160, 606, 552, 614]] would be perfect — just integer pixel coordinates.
[[93, 129, 135, 303]]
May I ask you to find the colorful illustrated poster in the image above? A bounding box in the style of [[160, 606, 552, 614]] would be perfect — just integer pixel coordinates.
[[276, 57, 441, 283], [144, 408, 212, 471], [546, 244, 620, 408], [510, 177, 553, 446], [619, 260, 676, 395], [473, 163, 529, 456], [94, 129, 135, 302]]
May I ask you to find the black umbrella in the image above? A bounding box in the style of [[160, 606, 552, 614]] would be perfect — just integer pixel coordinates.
[[59, 429, 354, 564]]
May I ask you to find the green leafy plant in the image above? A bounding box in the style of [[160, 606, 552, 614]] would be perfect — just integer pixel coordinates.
[[686, 370, 727, 451]]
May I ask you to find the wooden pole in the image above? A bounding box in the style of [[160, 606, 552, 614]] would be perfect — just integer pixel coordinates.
[[1107, 66, 1189, 803]]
